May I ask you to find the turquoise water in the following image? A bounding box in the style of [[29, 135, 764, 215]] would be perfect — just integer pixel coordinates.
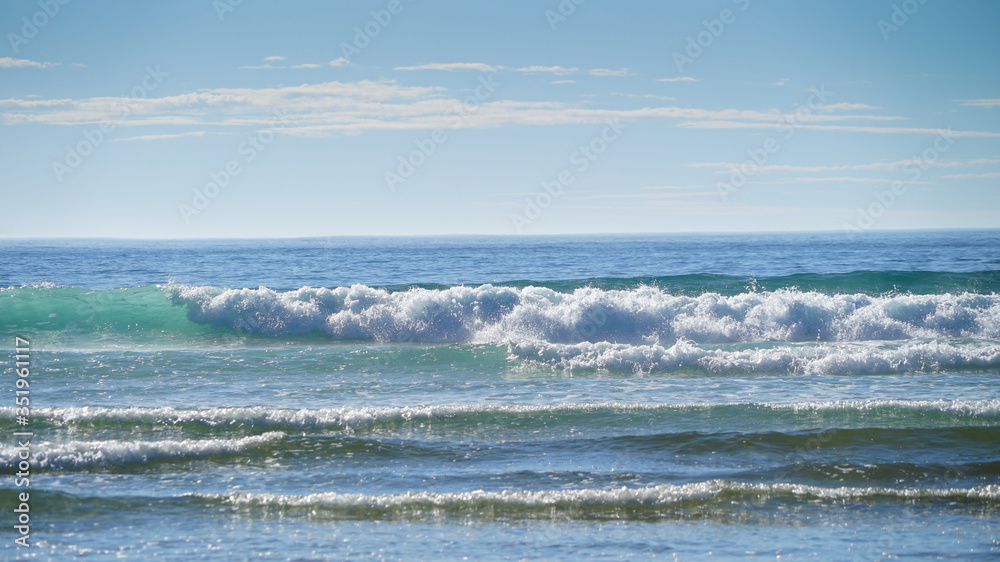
[[2, 231, 999, 559]]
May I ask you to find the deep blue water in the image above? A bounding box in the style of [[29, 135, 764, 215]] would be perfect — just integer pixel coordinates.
[[2, 230, 999, 559]]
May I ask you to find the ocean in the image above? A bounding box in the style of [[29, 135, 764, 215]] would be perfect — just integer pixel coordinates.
[[2, 230, 999, 559]]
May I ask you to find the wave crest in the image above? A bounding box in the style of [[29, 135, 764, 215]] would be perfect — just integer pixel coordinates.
[[511, 338, 1000, 374], [167, 284, 1000, 344], [195, 480, 1000, 518], [0, 432, 284, 469]]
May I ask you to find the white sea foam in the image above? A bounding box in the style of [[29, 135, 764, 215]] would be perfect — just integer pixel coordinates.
[[196, 480, 1000, 510], [165, 284, 1000, 344], [510, 338, 1000, 374], [0, 432, 284, 469], [3, 399, 996, 431]]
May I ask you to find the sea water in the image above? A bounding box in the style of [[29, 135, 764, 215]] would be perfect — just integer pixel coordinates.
[[1, 231, 998, 559]]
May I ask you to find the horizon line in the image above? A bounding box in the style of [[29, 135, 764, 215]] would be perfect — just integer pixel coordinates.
[[1, 226, 997, 242]]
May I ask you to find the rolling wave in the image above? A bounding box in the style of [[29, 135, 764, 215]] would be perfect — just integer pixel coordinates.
[[168, 283, 1000, 343], [194, 481, 1000, 520], [511, 338, 1000, 373], [4, 400, 996, 434], [0, 432, 284, 469], [12, 283, 997, 344], [7, 427, 996, 472], [7, 481, 998, 523], [1, 275, 997, 345]]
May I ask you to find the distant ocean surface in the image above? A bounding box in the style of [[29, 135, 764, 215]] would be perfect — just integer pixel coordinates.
[[2, 231, 999, 559]]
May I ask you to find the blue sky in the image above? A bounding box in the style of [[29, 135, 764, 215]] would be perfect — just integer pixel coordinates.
[[1, 0, 998, 238]]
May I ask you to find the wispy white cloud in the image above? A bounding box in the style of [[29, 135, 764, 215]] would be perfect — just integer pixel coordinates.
[[816, 102, 883, 112], [640, 184, 708, 191], [942, 172, 1000, 179], [748, 177, 932, 185], [679, 120, 1000, 137], [3, 79, 993, 139], [612, 93, 675, 101], [551, 80, 575, 84], [113, 131, 217, 142], [569, 192, 718, 201], [689, 158, 998, 174], [557, 203, 860, 216], [588, 68, 631, 77], [509, 65, 579, 75], [395, 62, 497, 72], [243, 56, 349, 70], [395, 63, 630, 77], [0, 80, 445, 129], [655, 77, 698, 83], [0, 57, 59, 69], [772, 78, 789, 87], [955, 98, 1000, 108], [0, 99, 907, 134]]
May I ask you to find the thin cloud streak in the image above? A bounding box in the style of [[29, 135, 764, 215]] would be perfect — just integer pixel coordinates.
[[955, 99, 1000, 108], [242, 57, 351, 70], [589, 68, 631, 77], [942, 172, 1000, 179], [679, 120, 1000, 137], [640, 185, 708, 191], [689, 158, 1000, 174], [569, 192, 717, 201], [747, 177, 933, 185], [395, 63, 630, 77], [113, 131, 217, 142], [395, 62, 498, 72], [3, 79, 993, 141], [816, 103, 883, 112], [0, 80, 908, 135], [0, 57, 59, 69]]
